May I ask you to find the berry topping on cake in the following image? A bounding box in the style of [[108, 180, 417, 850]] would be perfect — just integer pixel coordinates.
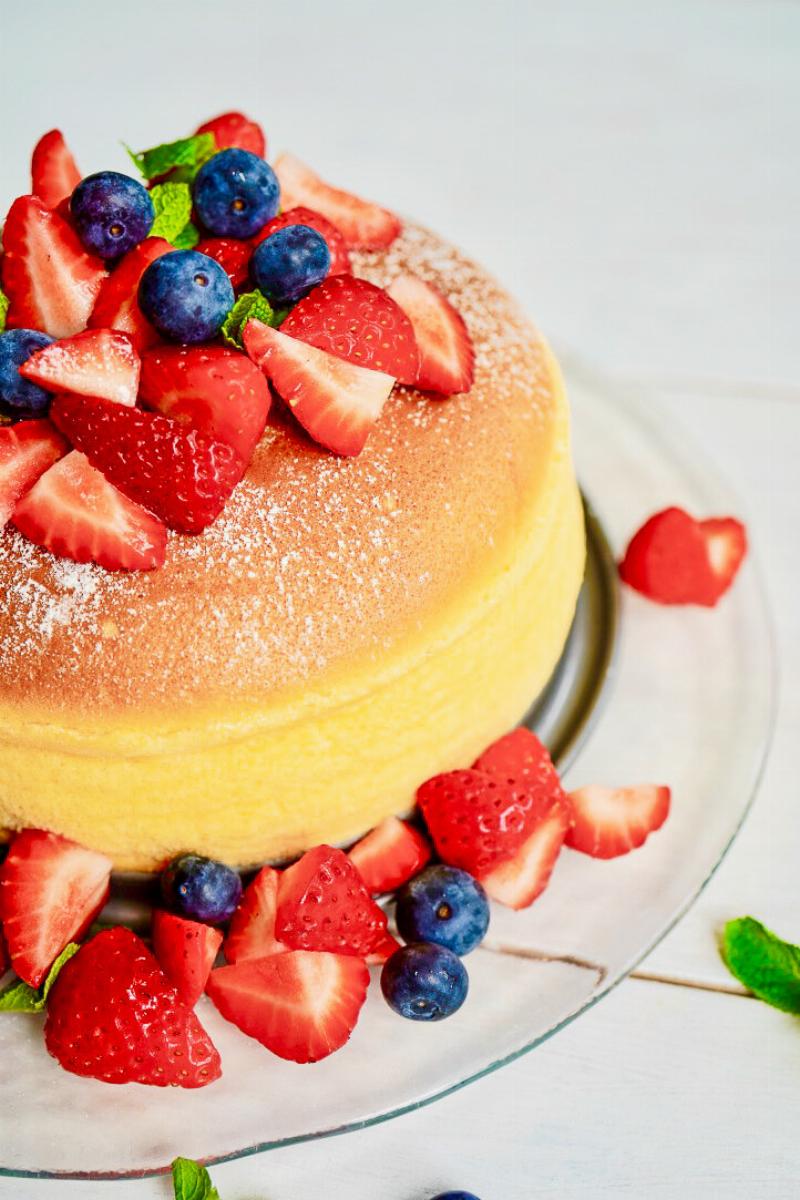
[[251, 225, 331, 305], [161, 854, 243, 925], [193, 148, 279, 240], [195, 237, 253, 289], [244, 319, 395, 457], [88, 236, 173, 349], [44, 927, 221, 1088], [30, 130, 81, 210], [0, 329, 56, 418], [275, 844, 389, 956], [0, 419, 68, 527], [395, 865, 489, 957], [0, 829, 112, 988], [255, 206, 351, 275], [21, 327, 140, 407], [195, 111, 266, 159], [387, 274, 475, 396], [138, 249, 235, 344], [565, 785, 671, 859], [348, 816, 431, 895], [70, 171, 155, 260], [151, 909, 223, 1007], [224, 866, 285, 964], [380, 942, 468, 1021], [619, 507, 747, 606], [273, 152, 401, 249]]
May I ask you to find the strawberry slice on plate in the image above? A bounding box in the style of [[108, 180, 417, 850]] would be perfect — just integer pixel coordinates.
[[0, 829, 112, 988], [619, 507, 747, 607], [13, 450, 167, 570], [349, 817, 431, 896], [152, 909, 223, 1007], [88, 236, 173, 350], [275, 844, 388, 956], [281, 275, 419, 384], [0, 419, 68, 527], [1, 195, 106, 338], [224, 866, 285, 964], [206, 950, 370, 1063], [31, 130, 81, 210], [196, 111, 266, 158], [20, 328, 140, 407], [387, 274, 475, 395], [273, 153, 401, 250], [479, 806, 570, 910], [253, 206, 351, 275], [566, 785, 671, 859], [195, 237, 253, 289]]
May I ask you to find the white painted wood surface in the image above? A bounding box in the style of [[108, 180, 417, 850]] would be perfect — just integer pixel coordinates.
[[1, 1, 797, 1195]]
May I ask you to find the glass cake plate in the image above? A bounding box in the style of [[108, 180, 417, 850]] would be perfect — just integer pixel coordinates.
[[0, 362, 775, 1180]]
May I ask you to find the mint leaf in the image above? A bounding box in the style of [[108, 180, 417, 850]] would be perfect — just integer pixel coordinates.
[[172, 221, 200, 250], [0, 285, 8, 333], [721, 917, 800, 1013], [149, 183, 194, 247], [171, 1157, 221, 1200], [128, 133, 216, 182], [0, 942, 79, 1013], [220, 290, 283, 349]]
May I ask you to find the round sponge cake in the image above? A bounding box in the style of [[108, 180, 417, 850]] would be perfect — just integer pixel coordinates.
[[0, 223, 585, 870]]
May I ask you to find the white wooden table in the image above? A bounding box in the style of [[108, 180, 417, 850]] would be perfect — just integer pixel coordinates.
[[1, 1, 797, 1195]]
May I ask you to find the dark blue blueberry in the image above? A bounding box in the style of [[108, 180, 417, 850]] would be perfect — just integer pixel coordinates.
[[395, 865, 489, 957], [161, 854, 242, 924], [138, 250, 234, 343], [430, 1193, 482, 1200], [0, 329, 55, 418], [70, 171, 154, 259], [250, 225, 330, 305], [380, 942, 468, 1021], [193, 148, 279, 239]]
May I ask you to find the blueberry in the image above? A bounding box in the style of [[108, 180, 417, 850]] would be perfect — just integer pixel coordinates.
[[396, 865, 489, 957], [430, 1193, 482, 1200], [250, 225, 330, 305], [380, 942, 468, 1021], [138, 250, 234, 343], [161, 854, 242, 924], [70, 171, 154, 259], [0, 329, 55, 418], [193, 148, 279, 239]]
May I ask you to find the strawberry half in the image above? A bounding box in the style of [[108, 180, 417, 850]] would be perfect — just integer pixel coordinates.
[[31, 130, 81, 210], [281, 275, 419, 384], [1, 195, 106, 338], [244, 320, 395, 457], [253, 206, 351, 275], [152, 909, 223, 1007], [275, 845, 388, 956], [619, 507, 747, 607], [196, 111, 266, 158], [387, 274, 475, 395], [349, 817, 431, 896], [88, 237, 173, 350], [21, 328, 140, 407], [139, 344, 271, 463], [0, 829, 112, 988], [566, 785, 671, 859], [45, 927, 221, 1088], [50, 394, 244, 534], [206, 950, 369, 1063], [473, 728, 569, 806], [13, 450, 167, 570], [479, 807, 570, 910], [195, 237, 253, 289], [224, 866, 285, 965], [274, 153, 401, 250], [0, 419, 68, 527]]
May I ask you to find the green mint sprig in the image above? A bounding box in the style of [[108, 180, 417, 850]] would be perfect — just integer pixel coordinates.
[[0, 285, 8, 333], [149, 182, 197, 248], [171, 1157, 221, 1200], [0, 942, 80, 1013], [721, 916, 800, 1013], [127, 133, 216, 183], [221, 290, 287, 349]]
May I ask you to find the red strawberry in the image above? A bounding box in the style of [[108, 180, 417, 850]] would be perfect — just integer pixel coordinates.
[[479, 806, 570, 910], [253, 206, 351, 275], [152, 909, 223, 1007], [31, 130, 81, 210], [45, 927, 221, 1088], [366, 932, 402, 966], [0, 829, 112, 988], [49, 394, 244, 534], [195, 237, 253, 289], [387, 274, 475, 395], [1, 195, 106, 338], [273, 153, 401, 250], [565, 785, 671, 859], [0, 929, 8, 976], [275, 845, 388, 956], [206, 950, 369, 1063], [619, 507, 747, 607], [21, 328, 140, 407], [244, 320, 395, 457], [13, 450, 167, 570], [88, 237, 173, 350], [139, 344, 270, 463], [473, 728, 568, 800], [196, 111, 266, 158], [0, 419, 68, 527], [348, 817, 431, 895], [224, 866, 285, 965], [281, 275, 419, 384]]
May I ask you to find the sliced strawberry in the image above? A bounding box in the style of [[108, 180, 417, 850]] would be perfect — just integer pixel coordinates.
[[139, 344, 270, 463], [45, 927, 221, 1088], [699, 517, 748, 600], [224, 866, 285, 965], [565, 785, 671, 859], [480, 807, 570, 910], [387, 274, 475, 395], [253, 206, 351, 275], [281, 275, 419, 384], [473, 728, 569, 801], [195, 237, 253, 289], [13, 450, 167, 570], [619, 507, 747, 607], [274, 153, 400, 250], [88, 237, 173, 350], [366, 932, 402, 966], [0, 829, 112, 988], [349, 817, 431, 895], [49, 394, 244, 534], [244, 320, 394, 457], [196, 111, 266, 158], [31, 130, 81, 210], [0, 419, 68, 527], [151, 909, 223, 1007], [275, 845, 388, 956], [0, 929, 8, 976], [1, 195, 106, 338], [20, 328, 140, 407], [206, 950, 369, 1063]]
